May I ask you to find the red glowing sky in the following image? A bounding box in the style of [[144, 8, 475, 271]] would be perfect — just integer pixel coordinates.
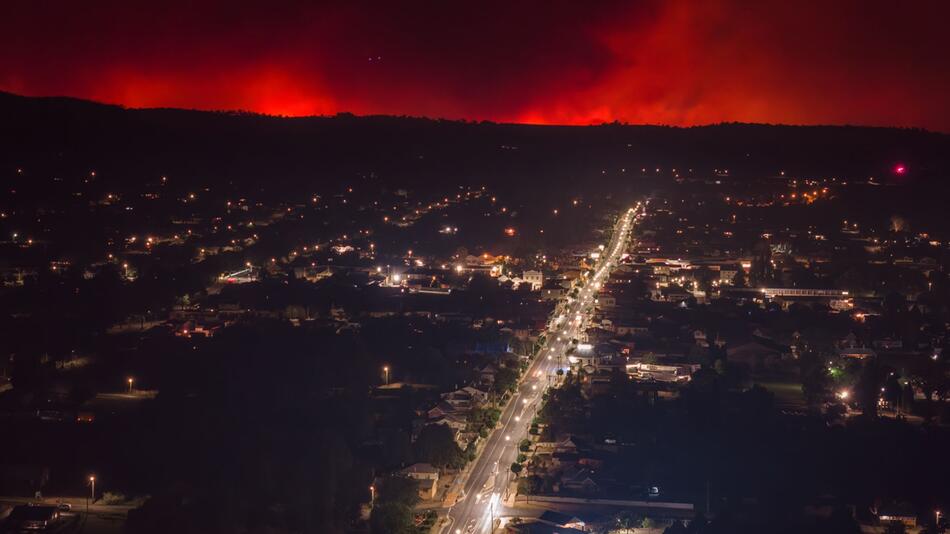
[[2, 0, 948, 130]]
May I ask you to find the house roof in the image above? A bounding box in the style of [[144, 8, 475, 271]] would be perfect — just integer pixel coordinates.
[[400, 463, 439, 475], [510, 521, 587, 534], [538, 510, 584, 526], [433, 413, 467, 425], [428, 401, 457, 416]]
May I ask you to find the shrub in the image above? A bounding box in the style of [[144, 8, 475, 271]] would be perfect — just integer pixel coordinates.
[[100, 492, 126, 505]]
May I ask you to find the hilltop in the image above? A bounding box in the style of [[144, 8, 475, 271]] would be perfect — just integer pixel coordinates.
[[1, 90, 948, 199]]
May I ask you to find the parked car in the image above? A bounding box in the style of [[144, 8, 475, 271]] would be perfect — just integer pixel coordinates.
[[4, 505, 61, 530]]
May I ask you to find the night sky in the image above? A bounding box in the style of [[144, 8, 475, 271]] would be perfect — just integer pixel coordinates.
[[2, 0, 948, 130]]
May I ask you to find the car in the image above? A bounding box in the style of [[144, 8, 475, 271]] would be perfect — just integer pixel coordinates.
[[57, 502, 72, 512], [6, 505, 61, 530]]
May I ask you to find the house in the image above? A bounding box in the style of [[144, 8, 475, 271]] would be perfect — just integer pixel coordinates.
[[441, 386, 489, 411], [541, 281, 568, 301], [478, 364, 498, 386], [535, 436, 580, 455], [415, 477, 438, 500], [559, 466, 600, 493], [432, 413, 468, 432], [523, 270, 544, 291], [460, 386, 489, 405], [399, 463, 440, 481], [506, 521, 587, 534], [612, 319, 651, 337], [427, 401, 458, 420], [440, 392, 473, 412], [537, 510, 587, 530]]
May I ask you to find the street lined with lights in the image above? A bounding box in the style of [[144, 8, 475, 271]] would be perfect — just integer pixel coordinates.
[[443, 204, 642, 533]]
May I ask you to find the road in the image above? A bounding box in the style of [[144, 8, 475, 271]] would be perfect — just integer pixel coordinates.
[[442, 203, 641, 534]]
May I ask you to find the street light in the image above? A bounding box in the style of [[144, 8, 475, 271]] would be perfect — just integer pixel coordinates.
[[383, 366, 390, 385], [87, 475, 96, 514], [127, 377, 134, 393]]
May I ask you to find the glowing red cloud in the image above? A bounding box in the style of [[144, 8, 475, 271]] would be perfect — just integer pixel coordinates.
[[0, 1, 948, 130]]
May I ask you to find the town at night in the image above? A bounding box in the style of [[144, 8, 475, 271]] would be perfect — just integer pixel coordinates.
[[1, 2, 949, 533]]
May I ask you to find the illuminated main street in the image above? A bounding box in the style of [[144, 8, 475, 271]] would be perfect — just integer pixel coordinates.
[[442, 203, 642, 534]]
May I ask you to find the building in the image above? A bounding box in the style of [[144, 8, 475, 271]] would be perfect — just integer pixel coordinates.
[[432, 413, 468, 432], [523, 270, 543, 291], [293, 265, 333, 282], [627, 362, 699, 383], [399, 462, 439, 481], [877, 503, 917, 529], [399, 463, 440, 500], [541, 280, 568, 301], [506, 522, 587, 534], [477, 364, 498, 386], [220, 266, 260, 284], [537, 511, 587, 531], [559, 466, 600, 493]]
